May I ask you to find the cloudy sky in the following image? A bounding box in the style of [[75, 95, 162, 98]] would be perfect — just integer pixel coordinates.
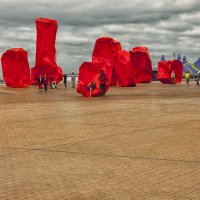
[[0, 0, 200, 74]]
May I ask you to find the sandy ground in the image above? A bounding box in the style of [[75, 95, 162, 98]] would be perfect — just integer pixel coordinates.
[[1, 81, 200, 199]]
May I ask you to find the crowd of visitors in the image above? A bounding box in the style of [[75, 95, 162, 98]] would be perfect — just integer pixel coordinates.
[[36, 70, 108, 97], [36, 72, 78, 92], [2, 70, 199, 97]]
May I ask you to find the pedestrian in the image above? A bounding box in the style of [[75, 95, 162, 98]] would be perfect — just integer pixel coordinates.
[[52, 80, 57, 89], [43, 74, 48, 92], [63, 74, 67, 88], [71, 72, 76, 88], [49, 75, 53, 89], [196, 71, 200, 86], [171, 71, 176, 86], [98, 70, 107, 96], [37, 74, 43, 91], [88, 81, 96, 97], [185, 72, 190, 85]]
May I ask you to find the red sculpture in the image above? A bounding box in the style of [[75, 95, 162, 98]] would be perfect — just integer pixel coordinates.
[[1, 48, 31, 88], [115, 50, 136, 87], [77, 61, 113, 97], [157, 60, 183, 84], [31, 18, 63, 84], [130, 47, 152, 83], [92, 37, 122, 86]]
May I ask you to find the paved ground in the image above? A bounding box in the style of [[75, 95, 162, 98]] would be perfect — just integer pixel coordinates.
[[1, 81, 200, 200]]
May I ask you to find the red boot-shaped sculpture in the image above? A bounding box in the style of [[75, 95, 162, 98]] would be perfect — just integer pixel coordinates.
[[31, 18, 63, 84]]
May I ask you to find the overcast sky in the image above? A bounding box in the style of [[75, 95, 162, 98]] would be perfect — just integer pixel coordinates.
[[0, 0, 200, 74]]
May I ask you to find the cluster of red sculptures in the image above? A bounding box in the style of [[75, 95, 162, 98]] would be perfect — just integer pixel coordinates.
[[1, 19, 183, 92], [156, 60, 183, 84], [77, 37, 153, 97], [1, 18, 63, 88]]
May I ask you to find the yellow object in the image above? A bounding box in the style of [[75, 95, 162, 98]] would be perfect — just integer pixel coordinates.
[[185, 73, 190, 79]]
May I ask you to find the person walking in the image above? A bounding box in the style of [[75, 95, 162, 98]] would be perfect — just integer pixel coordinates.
[[43, 74, 48, 92], [171, 71, 176, 86], [185, 72, 190, 86], [37, 74, 43, 91], [71, 72, 76, 88], [99, 70, 107, 96], [49, 75, 54, 89], [63, 74, 67, 88], [197, 71, 200, 86], [88, 81, 96, 97]]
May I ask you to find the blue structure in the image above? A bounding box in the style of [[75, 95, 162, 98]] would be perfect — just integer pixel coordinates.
[[177, 53, 181, 61], [161, 54, 165, 61], [183, 57, 200, 75]]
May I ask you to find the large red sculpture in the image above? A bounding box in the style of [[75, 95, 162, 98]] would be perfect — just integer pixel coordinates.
[[157, 60, 183, 84], [77, 61, 113, 97], [130, 47, 152, 83], [115, 50, 136, 87], [1, 48, 31, 88], [92, 37, 122, 86], [31, 18, 63, 84]]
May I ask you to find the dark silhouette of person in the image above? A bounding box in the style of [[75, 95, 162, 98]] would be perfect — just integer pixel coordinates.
[[98, 70, 107, 96], [37, 74, 43, 91], [63, 74, 67, 88], [43, 74, 48, 92]]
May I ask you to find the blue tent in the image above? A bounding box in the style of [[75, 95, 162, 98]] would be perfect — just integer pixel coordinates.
[[183, 57, 200, 75], [194, 58, 200, 69], [161, 54, 165, 61], [177, 53, 181, 61]]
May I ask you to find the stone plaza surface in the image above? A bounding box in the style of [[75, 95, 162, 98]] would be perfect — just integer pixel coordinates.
[[0, 82, 200, 200]]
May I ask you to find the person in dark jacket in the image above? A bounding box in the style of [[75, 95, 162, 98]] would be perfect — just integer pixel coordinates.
[[43, 74, 48, 92], [37, 74, 43, 91], [63, 74, 67, 88], [98, 70, 107, 96]]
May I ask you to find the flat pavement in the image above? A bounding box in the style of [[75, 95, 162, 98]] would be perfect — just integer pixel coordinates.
[[1, 81, 200, 200]]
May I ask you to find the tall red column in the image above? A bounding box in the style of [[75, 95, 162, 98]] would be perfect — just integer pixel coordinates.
[[31, 18, 63, 84]]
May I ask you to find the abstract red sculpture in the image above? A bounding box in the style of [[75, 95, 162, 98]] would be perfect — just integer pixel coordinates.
[[92, 37, 122, 86], [1, 48, 31, 88], [157, 60, 183, 84], [130, 47, 152, 83], [31, 18, 63, 84], [115, 50, 136, 87], [77, 61, 113, 97]]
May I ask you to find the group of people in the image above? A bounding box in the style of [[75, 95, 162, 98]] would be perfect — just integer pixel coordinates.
[[36, 69, 200, 95], [37, 72, 76, 92], [37, 70, 107, 96], [87, 70, 107, 97], [171, 71, 200, 86], [184, 71, 200, 86], [37, 74, 48, 92]]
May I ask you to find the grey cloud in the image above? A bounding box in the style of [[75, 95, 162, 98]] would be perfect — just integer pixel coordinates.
[[0, 0, 200, 74]]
